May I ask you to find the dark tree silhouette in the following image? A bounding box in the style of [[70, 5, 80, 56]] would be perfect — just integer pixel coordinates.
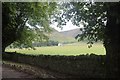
[[53, 2, 120, 78], [2, 2, 56, 52]]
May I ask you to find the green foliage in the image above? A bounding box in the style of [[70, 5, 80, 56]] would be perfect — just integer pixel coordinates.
[[2, 2, 57, 50], [52, 2, 107, 45]]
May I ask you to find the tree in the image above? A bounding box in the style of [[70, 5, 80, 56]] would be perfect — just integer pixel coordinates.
[[2, 2, 56, 52], [53, 2, 120, 78]]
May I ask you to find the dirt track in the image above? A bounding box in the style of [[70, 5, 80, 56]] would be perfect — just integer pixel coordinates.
[[2, 64, 34, 78]]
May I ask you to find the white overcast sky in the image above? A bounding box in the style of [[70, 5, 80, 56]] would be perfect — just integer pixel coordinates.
[[50, 21, 83, 32]]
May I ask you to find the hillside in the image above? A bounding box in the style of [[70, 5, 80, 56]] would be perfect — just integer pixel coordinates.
[[48, 28, 81, 43], [60, 28, 81, 38]]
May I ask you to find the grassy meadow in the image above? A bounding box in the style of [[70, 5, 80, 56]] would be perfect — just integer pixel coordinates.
[[6, 42, 106, 56]]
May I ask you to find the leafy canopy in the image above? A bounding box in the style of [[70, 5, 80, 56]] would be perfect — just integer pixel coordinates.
[[2, 2, 56, 49], [52, 2, 108, 47]]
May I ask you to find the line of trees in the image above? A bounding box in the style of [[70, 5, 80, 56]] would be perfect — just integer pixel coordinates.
[[8, 40, 59, 49]]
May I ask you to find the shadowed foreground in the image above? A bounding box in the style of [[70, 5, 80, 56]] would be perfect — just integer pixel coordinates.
[[2, 65, 34, 78], [3, 52, 106, 78]]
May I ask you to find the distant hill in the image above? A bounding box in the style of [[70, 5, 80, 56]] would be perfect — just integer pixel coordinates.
[[60, 28, 81, 38], [47, 28, 81, 43]]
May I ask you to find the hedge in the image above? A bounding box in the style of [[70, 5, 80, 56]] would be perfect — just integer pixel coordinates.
[[3, 52, 106, 78]]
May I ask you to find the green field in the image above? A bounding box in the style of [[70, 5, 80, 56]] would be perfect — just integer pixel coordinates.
[[6, 42, 106, 56]]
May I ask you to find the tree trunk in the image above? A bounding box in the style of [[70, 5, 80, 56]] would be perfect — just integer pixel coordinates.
[[2, 32, 16, 52], [104, 3, 120, 78], [2, 46, 5, 53], [2, 40, 13, 53]]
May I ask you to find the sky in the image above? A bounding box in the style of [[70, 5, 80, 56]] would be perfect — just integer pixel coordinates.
[[26, 21, 83, 32], [50, 21, 83, 32]]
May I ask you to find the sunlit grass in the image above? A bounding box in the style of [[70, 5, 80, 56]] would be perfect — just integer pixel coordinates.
[[6, 43, 106, 56]]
